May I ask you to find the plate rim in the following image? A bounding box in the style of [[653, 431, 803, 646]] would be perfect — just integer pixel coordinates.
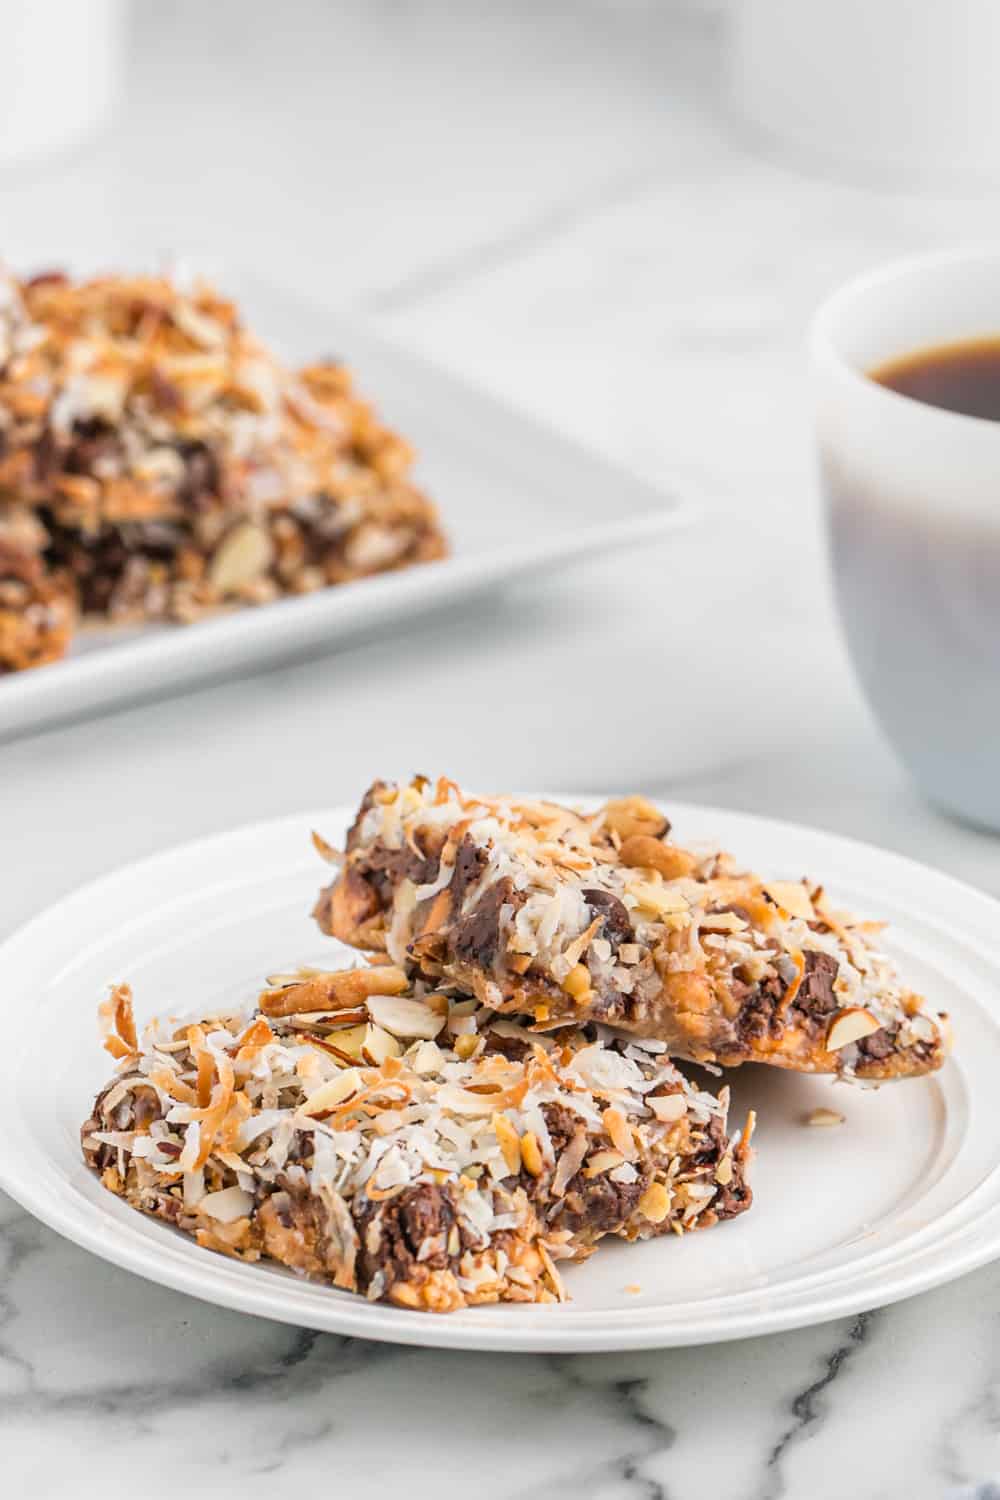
[[2, 796, 999, 1352]]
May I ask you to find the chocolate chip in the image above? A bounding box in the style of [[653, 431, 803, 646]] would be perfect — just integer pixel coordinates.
[[176, 440, 221, 509], [451, 877, 518, 967], [582, 888, 633, 948], [798, 950, 839, 1016]]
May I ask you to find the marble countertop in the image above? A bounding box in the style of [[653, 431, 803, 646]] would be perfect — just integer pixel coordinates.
[[2, 4, 1000, 1495]]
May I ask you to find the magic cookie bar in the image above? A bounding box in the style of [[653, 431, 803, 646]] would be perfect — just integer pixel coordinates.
[[82, 971, 752, 1313], [0, 508, 74, 672], [0, 270, 446, 664], [314, 778, 949, 1082]]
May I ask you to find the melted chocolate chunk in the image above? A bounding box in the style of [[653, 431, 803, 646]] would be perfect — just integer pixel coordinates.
[[735, 973, 787, 1041], [796, 950, 839, 1017], [65, 417, 118, 477], [358, 1183, 459, 1284], [451, 876, 518, 968], [176, 439, 221, 510], [538, 1101, 646, 1236], [362, 839, 437, 895], [856, 1027, 894, 1061], [582, 888, 633, 948], [449, 833, 488, 913]]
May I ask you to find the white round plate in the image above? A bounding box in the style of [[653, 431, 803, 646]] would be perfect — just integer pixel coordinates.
[[1, 801, 998, 1352]]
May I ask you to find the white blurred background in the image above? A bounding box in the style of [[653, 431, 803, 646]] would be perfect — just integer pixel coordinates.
[[4, 0, 1000, 900]]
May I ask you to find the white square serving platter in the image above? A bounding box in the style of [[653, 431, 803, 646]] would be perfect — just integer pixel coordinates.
[[0, 268, 690, 739]]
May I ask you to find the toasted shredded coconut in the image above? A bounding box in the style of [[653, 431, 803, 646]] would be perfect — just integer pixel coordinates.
[[82, 969, 752, 1313], [318, 778, 949, 1083], [0, 268, 447, 673]]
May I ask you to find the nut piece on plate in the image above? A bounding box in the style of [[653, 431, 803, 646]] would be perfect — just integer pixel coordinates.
[[312, 777, 950, 1084], [806, 1107, 845, 1128], [81, 974, 754, 1313]]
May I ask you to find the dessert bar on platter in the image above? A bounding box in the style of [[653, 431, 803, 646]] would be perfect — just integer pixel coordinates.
[[0, 270, 446, 673]]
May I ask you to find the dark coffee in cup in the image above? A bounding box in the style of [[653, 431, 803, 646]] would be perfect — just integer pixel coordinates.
[[872, 337, 1000, 422]]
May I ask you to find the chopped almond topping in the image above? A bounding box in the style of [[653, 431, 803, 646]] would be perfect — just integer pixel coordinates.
[[806, 1107, 845, 1127], [492, 1113, 522, 1176], [520, 1131, 544, 1177], [602, 1107, 637, 1161], [826, 1008, 881, 1051], [649, 1092, 687, 1123], [637, 1182, 672, 1223], [561, 964, 592, 1002]]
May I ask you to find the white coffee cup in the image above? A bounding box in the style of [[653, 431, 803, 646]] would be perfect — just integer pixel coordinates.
[[811, 249, 1000, 830]]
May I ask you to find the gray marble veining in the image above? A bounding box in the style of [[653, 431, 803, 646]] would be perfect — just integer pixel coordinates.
[[5, 1179, 1000, 1498]]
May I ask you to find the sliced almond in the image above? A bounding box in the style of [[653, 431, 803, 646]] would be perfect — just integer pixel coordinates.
[[561, 963, 592, 1002], [826, 1007, 881, 1051], [314, 1023, 366, 1061], [619, 835, 695, 881], [520, 1131, 544, 1176], [260, 965, 408, 1017], [583, 1149, 625, 1177], [649, 1092, 687, 1123], [197, 1186, 254, 1223], [699, 911, 748, 933], [208, 520, 274, 593], [552, 1131, 589, 1196], [602, 1107, 638, 1160], [627, 880, 691, 920], [366, 993, 446, 1040], [807, 1107, 845, 1127], [448, 998, 479, 1018], [637, 1181, 672, 1224], [447, 1013, 478, 1036], [361, 1022, 402, 1066], [289, 1008, 368, 1033], [714, 1155, 733, 1186], [265, 971, 315, 990], [763, 881, 816, 923], [488, 1018, 535, 1046], [409, 1039, 444, 1074], [435, 1083, 498, 1117], [492, 1112, 522, 1176], [300, 1067, 363, 1116]]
